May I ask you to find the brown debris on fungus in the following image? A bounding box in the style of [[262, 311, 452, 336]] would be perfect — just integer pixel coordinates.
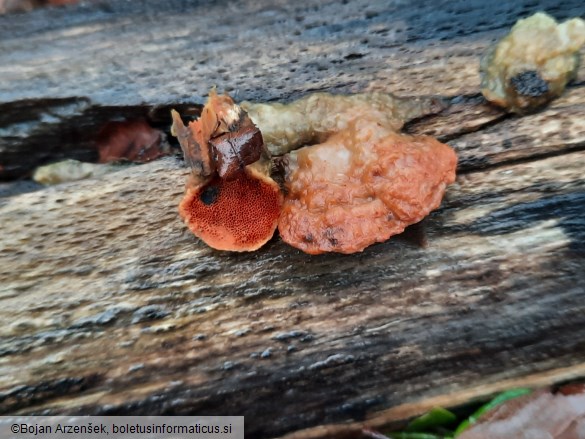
[[480, 12, 585, 113], [172, 91, 282, 252]]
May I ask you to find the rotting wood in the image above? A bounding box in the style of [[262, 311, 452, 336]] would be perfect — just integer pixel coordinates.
[[1, 1, 585, 438], [1, 145, 584, 437], [1, 0, 584, 179], [281, 363, 585, 439]]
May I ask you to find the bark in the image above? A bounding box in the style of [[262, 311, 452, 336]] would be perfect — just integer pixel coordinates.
[[1, 1, 585, 438]]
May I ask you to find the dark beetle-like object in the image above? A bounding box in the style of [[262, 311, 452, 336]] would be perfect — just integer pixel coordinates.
[[209, 123, 264, 180]]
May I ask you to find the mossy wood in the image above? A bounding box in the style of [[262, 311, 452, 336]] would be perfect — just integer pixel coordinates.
[[1, 1, 584, 438]]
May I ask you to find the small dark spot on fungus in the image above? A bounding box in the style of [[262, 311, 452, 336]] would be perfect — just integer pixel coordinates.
[[199, 184, 220, 205], [510, 70, 549, 97], [324, 228, 340, 247]]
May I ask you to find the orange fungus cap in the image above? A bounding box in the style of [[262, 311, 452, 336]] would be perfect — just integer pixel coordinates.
[[179, 167, 283, 252]]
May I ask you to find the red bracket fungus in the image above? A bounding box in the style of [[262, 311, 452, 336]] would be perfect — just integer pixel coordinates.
[[97, 119, 167, 163], [171, 90, 282, 252], [173, 90, 457, 254]]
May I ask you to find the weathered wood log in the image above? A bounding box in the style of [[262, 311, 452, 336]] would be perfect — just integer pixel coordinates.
[[1, 1, 585, 439], [1, 0, 584, 178]]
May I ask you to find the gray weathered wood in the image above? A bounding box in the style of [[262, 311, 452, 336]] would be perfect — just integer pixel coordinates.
[[1, 0, 584, 178], [1, 1, 585, 438]]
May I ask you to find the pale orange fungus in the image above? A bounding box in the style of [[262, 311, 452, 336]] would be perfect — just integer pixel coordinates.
[[278, 124, 457, 254]]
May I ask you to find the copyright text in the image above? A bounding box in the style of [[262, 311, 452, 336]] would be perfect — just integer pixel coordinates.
[[2, 416, 243, 439]]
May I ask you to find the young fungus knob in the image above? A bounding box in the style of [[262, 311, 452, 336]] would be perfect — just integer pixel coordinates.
[[480, 12, 585, 113], [172, 91, 282, 252]]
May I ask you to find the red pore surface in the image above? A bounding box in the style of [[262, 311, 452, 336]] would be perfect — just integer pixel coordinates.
[[179, 167, 283, 252], [278, 128, 457, 254]]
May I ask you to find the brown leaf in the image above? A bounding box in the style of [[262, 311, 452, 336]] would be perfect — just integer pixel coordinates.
[[459, 386, 585, 439]]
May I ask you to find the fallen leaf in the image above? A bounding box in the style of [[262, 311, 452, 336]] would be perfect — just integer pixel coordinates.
[[458, 386, 585, 439]]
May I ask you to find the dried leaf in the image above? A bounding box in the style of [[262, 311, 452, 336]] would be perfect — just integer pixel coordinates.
[[458, 387, 585, 439]]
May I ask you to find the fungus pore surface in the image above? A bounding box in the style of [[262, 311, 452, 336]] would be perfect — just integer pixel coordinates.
[[179, 166, 282, 252]]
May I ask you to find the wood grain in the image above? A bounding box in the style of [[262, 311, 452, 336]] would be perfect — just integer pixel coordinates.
[[1, 147, 584, 437], [1, 1, 585, 438], [1, 0, 584, 178]]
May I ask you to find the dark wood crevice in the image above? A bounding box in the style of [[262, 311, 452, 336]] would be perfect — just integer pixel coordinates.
[[2, 86, 583, 183], [0, 99, 195, 180]]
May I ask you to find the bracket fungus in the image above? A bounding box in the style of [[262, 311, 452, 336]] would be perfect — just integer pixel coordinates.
[[243, 92, 456, 254], [480, 12, 585, 113], [278, 129, 456, 254], [171, 91, 282, 252], [172, 91, 456, 254], [97, 120, 167, 164]]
